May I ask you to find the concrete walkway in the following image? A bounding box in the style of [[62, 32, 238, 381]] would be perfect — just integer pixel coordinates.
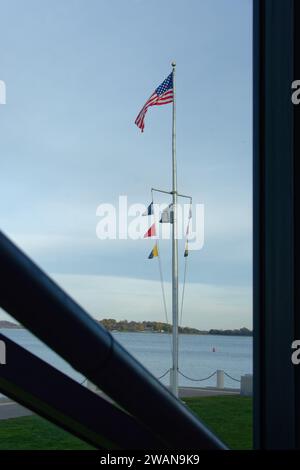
[[0, 387, 239, 421], [0, 398, 32, 421], [178, 386, 239, 398]]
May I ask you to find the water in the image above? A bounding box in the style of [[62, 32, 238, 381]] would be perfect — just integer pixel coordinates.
[[0, 329, 252, 395]]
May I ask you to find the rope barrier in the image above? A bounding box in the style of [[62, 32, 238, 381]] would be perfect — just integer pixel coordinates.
[[82, 370, 241, 386], [178, 370, 217, 382], [156, 369, 170, 380], [177, 369, 241, 383], [83, 368, 241, 385], [224, 371, 241, 383]]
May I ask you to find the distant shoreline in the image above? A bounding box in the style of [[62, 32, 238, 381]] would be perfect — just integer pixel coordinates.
[[0, 320, 252, 337]]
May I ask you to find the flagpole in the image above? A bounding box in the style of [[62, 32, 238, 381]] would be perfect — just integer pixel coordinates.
[[171, 61, 179, 398]]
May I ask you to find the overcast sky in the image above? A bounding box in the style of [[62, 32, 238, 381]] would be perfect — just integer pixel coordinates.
[[0, 0, 252, 329]]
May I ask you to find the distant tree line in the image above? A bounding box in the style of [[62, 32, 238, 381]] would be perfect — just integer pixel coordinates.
[[0, 320, 252, 336], [207, 327, 252, 337], [98, 319, 252, 336]]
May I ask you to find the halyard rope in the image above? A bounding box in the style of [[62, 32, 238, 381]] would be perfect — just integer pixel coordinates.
[[179, 200, 192, 327]]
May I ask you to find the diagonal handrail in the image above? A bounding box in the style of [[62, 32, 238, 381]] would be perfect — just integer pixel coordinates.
[[0, 231, 227, 449], [0, 333, 162, 449]]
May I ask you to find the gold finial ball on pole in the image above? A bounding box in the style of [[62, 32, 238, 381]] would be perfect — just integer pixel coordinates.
[[172, 61, 176, 67]]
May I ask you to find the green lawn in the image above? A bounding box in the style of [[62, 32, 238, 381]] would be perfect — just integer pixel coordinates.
[[0, 396, 252, 450], [0, 415, 94, 450], [184, 396, 253, 450]]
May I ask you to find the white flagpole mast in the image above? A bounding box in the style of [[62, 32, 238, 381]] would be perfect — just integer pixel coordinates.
[[171, 61, 179, 398], [150, 64, 192, 397]]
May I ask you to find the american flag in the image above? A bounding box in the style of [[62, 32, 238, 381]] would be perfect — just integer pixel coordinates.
[[135, 73, 173, 132]]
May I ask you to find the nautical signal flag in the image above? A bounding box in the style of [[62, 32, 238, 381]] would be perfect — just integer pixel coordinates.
[[135, 73, 174, 132], [148, 244, 158, 259], [159, 204, 173, 224], [142, 202, 154, 216], [186, 208, 192, 235], [144, 223, 156, 238], [184, 241, 189, 257]]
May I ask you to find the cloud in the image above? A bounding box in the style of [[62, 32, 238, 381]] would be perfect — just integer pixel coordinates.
[[48, 273, 252, 330], [0, 272, 252, 329]]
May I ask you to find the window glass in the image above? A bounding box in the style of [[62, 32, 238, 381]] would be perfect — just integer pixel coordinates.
[[0, 0, 252, 450]]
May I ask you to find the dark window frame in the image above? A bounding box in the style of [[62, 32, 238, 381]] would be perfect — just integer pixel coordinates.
[[253, 0, 300, 449]]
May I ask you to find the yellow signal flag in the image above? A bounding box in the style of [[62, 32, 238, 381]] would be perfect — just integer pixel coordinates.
[[148, 244, 159, 259]]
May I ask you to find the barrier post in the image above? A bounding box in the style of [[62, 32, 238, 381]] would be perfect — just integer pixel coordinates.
[[216, 370, 224, 389]]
